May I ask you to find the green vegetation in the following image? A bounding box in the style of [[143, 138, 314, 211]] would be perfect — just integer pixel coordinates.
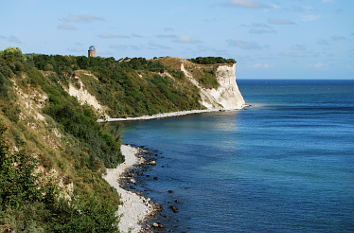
[[0, 48, 120, 232], [199, 71, 219, 89], [189, 57, 235, 65], [31, 54, 202, 117], [0, 124, 119, 232], [0, 48, 22, 122], [188, 66, 219, 89]]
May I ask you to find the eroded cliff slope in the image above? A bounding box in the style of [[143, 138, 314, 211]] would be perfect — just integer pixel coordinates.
[[160, 57, 245, 110]]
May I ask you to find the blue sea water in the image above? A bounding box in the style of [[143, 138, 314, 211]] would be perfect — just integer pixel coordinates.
[[120, 80, 354, 233]]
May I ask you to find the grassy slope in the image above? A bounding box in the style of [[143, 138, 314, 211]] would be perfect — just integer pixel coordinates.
[[0, 48, 120, 232], [160, 56, 234, 89]]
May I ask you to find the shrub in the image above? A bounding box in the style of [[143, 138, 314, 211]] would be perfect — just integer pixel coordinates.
[[189, 56, 235, 64], [199, 73, 219, 89]]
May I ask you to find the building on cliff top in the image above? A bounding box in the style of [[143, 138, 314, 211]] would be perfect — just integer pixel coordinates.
[[88, 46, 95, 58]]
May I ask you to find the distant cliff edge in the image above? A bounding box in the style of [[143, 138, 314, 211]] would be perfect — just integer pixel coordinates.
[[158, 57, 245, 111], [177, 58, 245, 110]]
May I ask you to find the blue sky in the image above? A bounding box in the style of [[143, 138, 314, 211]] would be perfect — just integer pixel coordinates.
[[1, 0, 353, 79]]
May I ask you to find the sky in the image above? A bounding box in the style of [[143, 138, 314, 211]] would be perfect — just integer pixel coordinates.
[[1, 0, 354, 79]]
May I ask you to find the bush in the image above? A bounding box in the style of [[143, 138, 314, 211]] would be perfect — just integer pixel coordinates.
[[0, 125, 42, 208], [0, 53, 21, 122], [189, 57, 235, 64], [199, 73, 219, 89]]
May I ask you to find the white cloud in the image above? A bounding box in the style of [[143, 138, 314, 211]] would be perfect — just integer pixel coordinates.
[[98, 33, 129, 39], [228, 0, 268, 9], [310, 63, 328, 69], [57, 23, 77, 30], [0, 35, 21, 44], [131, 34, 143, 38], [8, 35, 21, 44], [61, 14, 104, 23], [317, 39, 329, 45], [67, 45, 85, 53], [301, 15, 320, 22], [247, 23, 276, 34], [249, 28, 275, 34], [268, 18, 295, 25], [173, 35, 200, 44], [147, 42, 171, 50], [281, 50, 304, 57], [332, 35, 346, 41], [252, 63, 271, 69], [156, 34, 177, 39], [281, 44, 307, 57], [271, 4, 280, 9], [110, 44, 140, 51], [227, 40, 262, 50], [291, 5, 313, 12], [291, 44, 306, 51], [163, 27, 174, 32]]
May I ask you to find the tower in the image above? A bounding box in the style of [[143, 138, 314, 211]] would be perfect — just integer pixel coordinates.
[[88, 46, 96, 58]]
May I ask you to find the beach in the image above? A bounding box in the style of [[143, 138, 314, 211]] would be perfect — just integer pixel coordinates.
[[103, 145, 154, 233], [97, 108, 246, 123]]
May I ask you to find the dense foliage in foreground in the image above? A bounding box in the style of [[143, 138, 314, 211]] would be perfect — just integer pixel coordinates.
[[0, 124, 119, 232], [0, 48, 120, 232]]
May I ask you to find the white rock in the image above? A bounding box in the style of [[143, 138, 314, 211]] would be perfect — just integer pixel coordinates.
[[181, 63, 245, 110], [149, 161, 156, 166]]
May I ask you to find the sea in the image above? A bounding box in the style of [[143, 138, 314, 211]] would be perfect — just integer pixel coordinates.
[[119, 80, 354, 233]]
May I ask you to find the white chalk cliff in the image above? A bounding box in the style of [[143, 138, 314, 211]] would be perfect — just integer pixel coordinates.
[[181, 63, 245, 110]]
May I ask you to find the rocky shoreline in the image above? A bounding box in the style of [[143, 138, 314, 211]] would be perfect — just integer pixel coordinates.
[[104, 144, 178, 233], [103, 145, 157, 233]]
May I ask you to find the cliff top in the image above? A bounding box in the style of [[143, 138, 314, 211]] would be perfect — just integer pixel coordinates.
[[157, 56, 235, 70]]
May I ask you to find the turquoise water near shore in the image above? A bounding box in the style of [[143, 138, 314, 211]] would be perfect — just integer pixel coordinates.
[[121, 80, 354, 232]]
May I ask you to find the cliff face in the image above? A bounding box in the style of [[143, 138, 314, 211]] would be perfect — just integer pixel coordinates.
[[70, 60, 245, 113], [213, 64, 245, 109], [178, 60, 245, 110]]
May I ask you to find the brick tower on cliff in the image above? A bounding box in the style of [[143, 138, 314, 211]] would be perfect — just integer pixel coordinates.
[[88, 46, 96, 58]]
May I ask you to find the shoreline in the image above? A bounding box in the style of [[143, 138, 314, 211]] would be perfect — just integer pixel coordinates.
[[102, 106, 250, 232], [97, 107, 247, 123], [103, 145, 155, 233]]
